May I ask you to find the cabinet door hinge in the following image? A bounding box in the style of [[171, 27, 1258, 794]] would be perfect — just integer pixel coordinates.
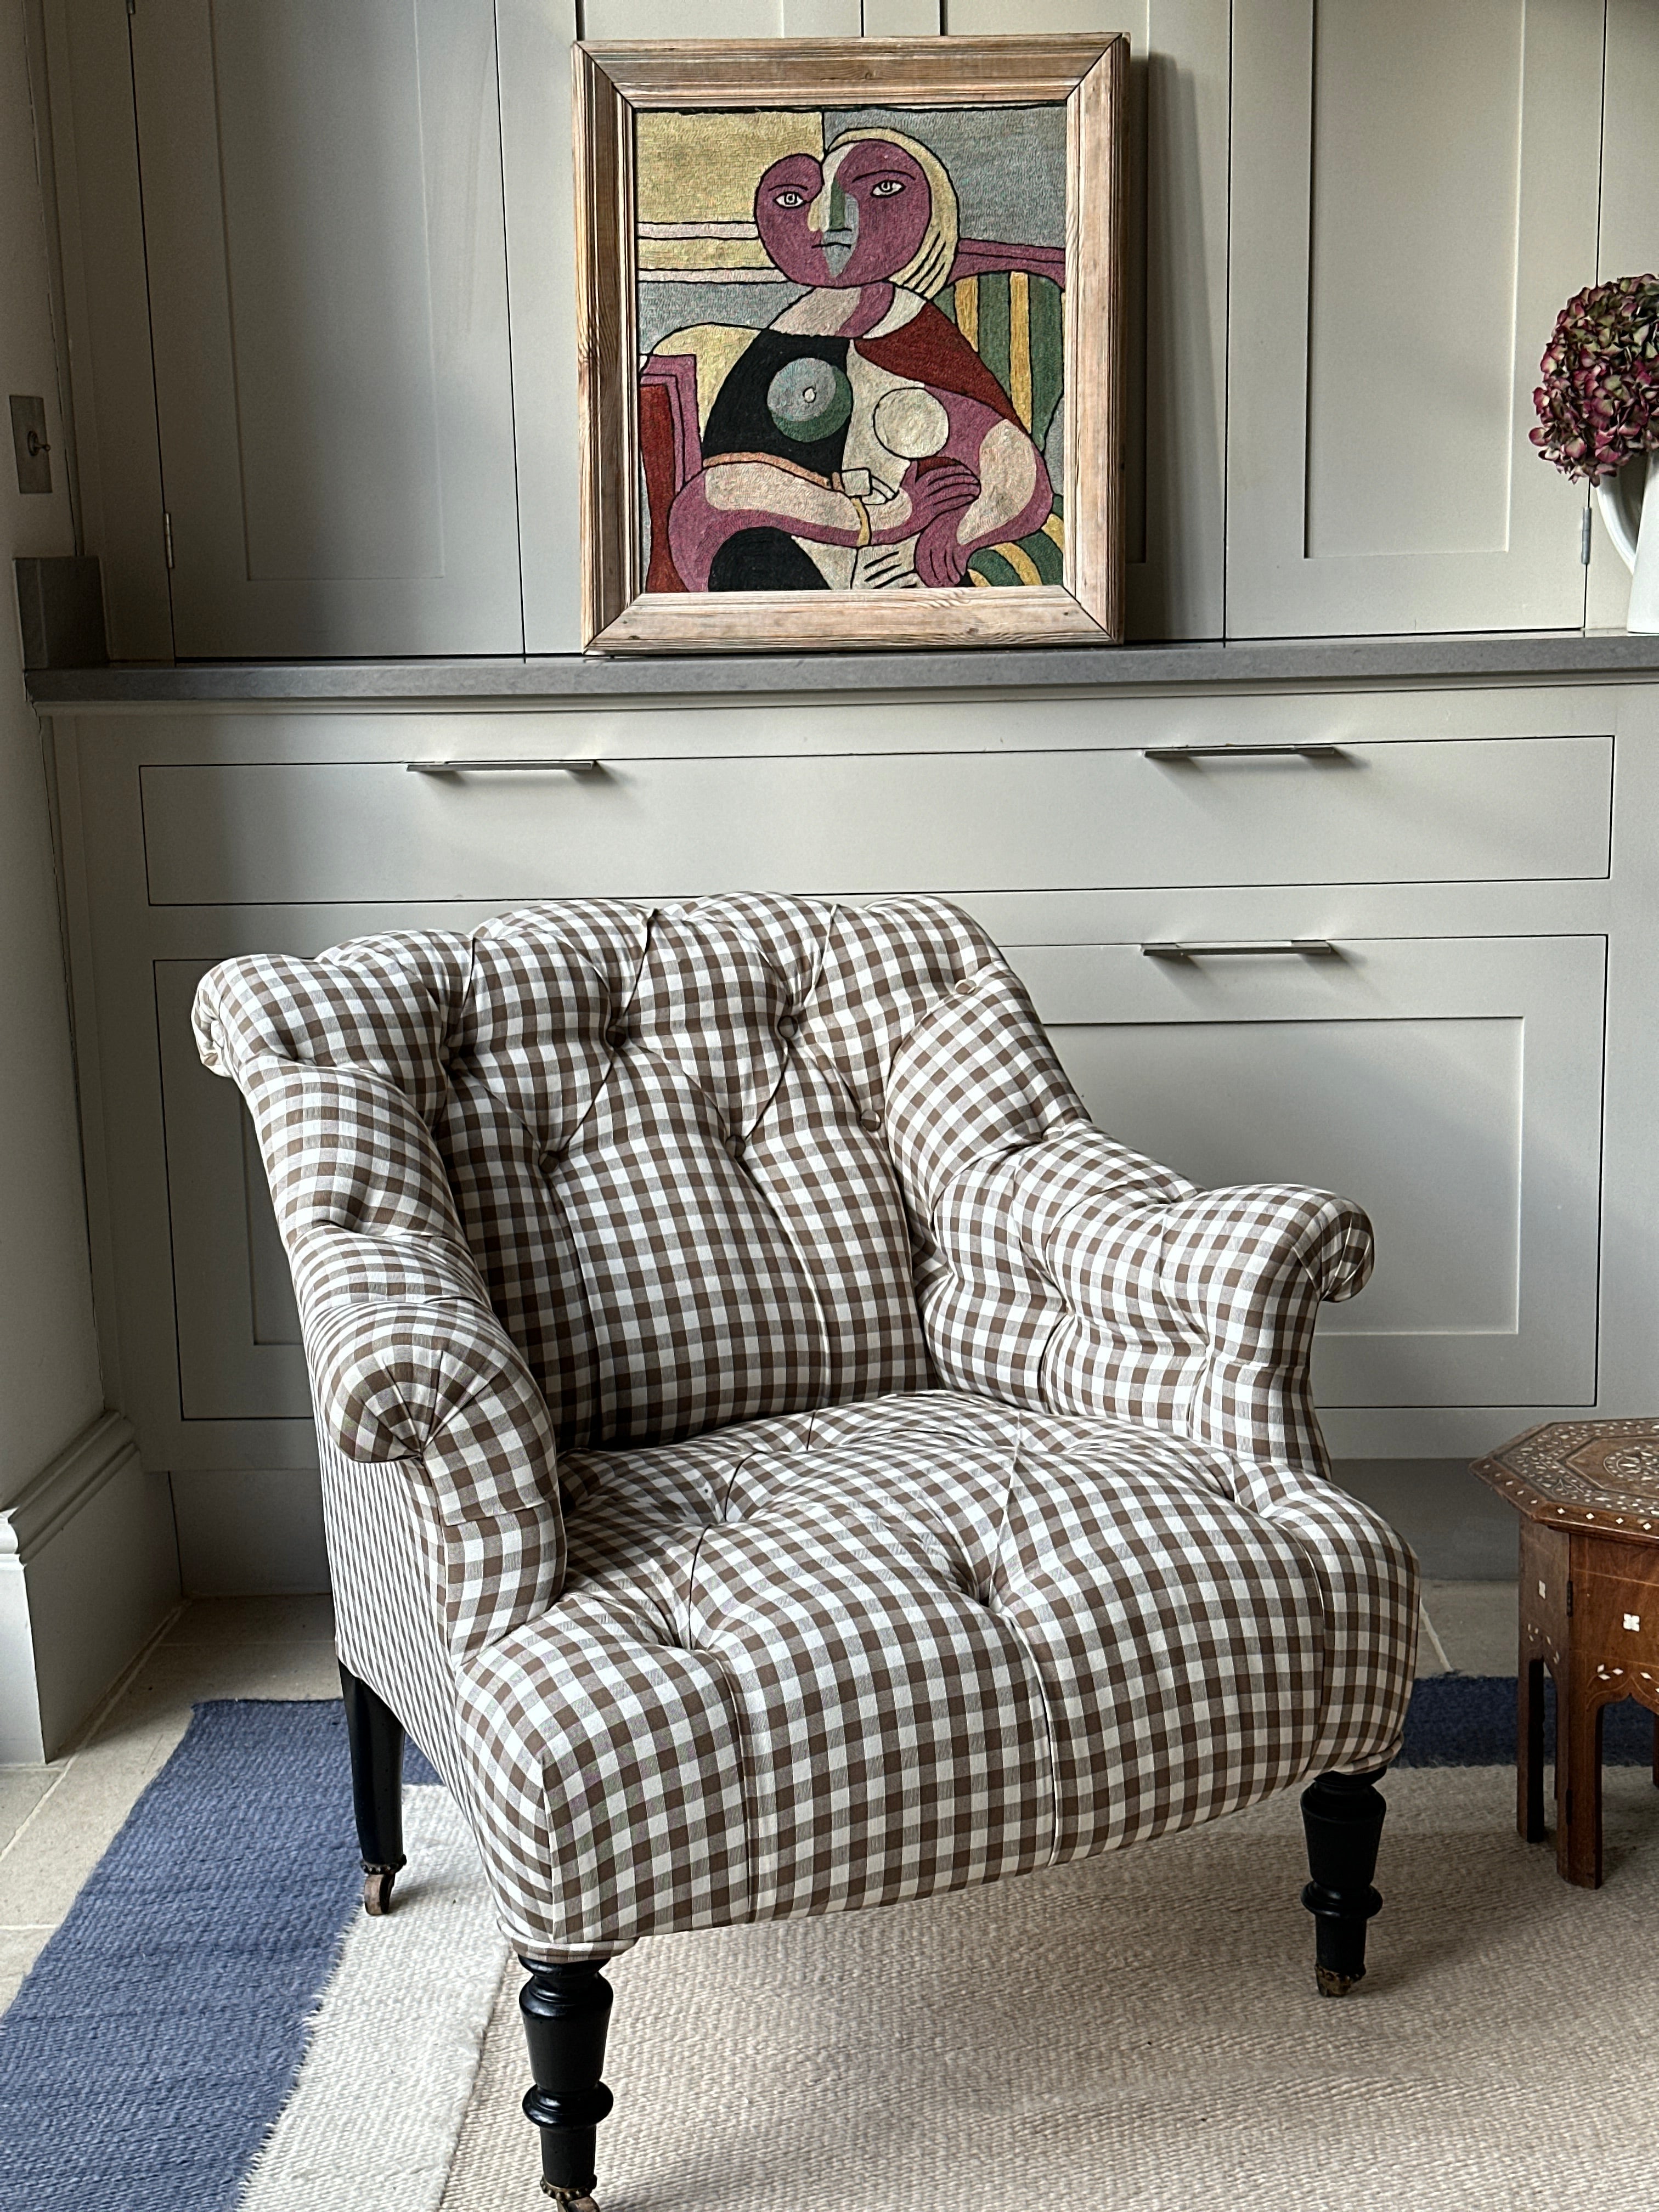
[[1566, 1578, 1575, 1617], [163, 511, 174, 569], [1581, 508, 1593, 565]]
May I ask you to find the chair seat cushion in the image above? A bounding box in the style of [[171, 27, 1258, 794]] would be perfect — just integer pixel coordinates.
[[456, 1392, 1415, 1957]]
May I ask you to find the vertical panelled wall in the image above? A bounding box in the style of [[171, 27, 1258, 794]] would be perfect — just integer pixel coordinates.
[[46, 0, 1233, 656], [1227, 0, 1606, 637], [1587, 0, 1659, 630], [130, 0, 523, 658], [46, 1, 1647, 653]]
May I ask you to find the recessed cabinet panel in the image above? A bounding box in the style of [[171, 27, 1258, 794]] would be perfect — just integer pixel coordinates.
[[1227, 0, 1604, 636], [129, 0, 522, 657], [1304, 0, 1523, 563], [156, 963, 308, 1421], [140, 735, 1612, 906], [938, 0, 1231, 640], [1586, 0, 1659, 631], [1014, 936, 1605, 1408]]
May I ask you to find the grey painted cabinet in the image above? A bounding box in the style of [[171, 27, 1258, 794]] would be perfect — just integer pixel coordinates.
[[1225, 0, 1605, 639], [128, 0, 523, 657], [52, 679, 1637, 1547], [50, 0, 1656, 654]]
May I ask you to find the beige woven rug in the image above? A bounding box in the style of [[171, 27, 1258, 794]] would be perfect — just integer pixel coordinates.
[[432, 1769, 1657, 2212]]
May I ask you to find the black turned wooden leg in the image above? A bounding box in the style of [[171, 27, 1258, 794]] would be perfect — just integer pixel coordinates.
[[520, 1960, 615, 2208], [1300, 1767, 1388, 1998], [339, 1662, 406, 1916]]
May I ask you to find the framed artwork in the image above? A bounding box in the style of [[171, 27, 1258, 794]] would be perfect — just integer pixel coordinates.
[[573, 37, 1127, 655]]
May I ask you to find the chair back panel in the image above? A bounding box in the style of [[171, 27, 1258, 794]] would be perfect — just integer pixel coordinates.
[[200, 896, 1086, 1452]]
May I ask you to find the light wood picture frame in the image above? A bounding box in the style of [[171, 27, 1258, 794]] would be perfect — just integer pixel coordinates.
[[573, 36, 1127, 656]]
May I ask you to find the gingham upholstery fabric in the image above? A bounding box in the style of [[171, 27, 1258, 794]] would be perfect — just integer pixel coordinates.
[[194, 896, 1417, 1958]]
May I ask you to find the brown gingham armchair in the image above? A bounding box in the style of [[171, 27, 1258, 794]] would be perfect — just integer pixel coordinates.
[[194, 896, 1418, 2208]]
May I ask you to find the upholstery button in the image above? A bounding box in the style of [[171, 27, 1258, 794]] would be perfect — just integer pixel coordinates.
[[776, 1014, 798, 1041], [604, 1022, 628, 1049], [860, 1109, 882, 1133]]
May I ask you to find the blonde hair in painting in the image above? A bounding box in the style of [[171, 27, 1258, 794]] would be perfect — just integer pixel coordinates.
[[825, 126, 960, 300]]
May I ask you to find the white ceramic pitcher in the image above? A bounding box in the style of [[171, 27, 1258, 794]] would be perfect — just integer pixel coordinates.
[[1596, 446, 1659, 632]]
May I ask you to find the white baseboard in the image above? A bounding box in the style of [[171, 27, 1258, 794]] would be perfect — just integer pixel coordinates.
[[170, 1466, 329, 1595], [0, 1412, 180, 1762]]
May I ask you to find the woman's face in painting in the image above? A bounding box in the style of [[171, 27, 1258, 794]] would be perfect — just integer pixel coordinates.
[[754, 139, 933, 289]]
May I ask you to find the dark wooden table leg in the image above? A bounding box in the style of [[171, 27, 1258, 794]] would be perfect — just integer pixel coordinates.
[[1517, 1519, 1568, 1853], [1554, 1658, 1605, 1889], [1652, 1706, 1658, 1791], [1518, 1657, 1546, 1844]]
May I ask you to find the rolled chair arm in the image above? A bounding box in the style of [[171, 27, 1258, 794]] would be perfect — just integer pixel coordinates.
[[1047, 1177, 1374, 1344], [1043, 1160, 1373, 1474], [195, 941, 568, 1658], [294, 1227, 567, 1658], [924, 1126, 1374, 1477]]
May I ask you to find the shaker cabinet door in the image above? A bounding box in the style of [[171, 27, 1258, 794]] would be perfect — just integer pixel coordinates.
[[129, 0, 523, 658], [943, 0, 1232, 642], [1226, 0, 1604, 639], [1013, 935, 1605, 1412]]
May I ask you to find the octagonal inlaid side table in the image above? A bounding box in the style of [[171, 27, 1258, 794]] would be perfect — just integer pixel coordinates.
[[1472, 1420, 1659, 1886]]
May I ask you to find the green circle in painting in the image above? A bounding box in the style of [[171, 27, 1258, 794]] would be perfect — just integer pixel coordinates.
[[766, 358, 853, 444]]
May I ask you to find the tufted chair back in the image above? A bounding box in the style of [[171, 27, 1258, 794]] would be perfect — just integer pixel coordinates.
[[195, 896, 1092, 1452]]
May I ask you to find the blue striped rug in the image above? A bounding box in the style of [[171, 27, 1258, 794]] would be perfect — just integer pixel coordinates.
[[0, 1704, 438, 2212], [0, 1680, 1651, 2211], [1398, 1673, 1655, 1767]]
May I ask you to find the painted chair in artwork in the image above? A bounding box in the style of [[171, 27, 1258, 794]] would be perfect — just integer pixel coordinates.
[[194, 896, 1418, 2208]]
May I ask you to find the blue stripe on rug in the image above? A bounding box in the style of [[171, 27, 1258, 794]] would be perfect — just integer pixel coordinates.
[[1396, 1674, 1656, 1767], [0, 1701, 436, 2212], [3, 1682, 1653, 2210]]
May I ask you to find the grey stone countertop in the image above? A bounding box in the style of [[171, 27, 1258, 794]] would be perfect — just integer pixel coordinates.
[[25, 628, 1659, 707]]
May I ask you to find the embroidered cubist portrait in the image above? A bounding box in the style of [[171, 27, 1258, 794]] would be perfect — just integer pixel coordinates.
[[635, 105, 1067, 596]]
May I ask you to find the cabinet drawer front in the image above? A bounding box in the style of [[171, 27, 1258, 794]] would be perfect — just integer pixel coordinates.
[[140, 735, 1612, 905], [1012, 935, 1604, 1412]]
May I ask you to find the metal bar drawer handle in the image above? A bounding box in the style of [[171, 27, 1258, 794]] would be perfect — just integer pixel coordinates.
[[1142, 939, 1338, 960], [405, 758, 601, 774], [1142, 742, 1344, 760]]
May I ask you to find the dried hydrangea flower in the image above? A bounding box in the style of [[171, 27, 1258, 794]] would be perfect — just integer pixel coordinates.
[[1532, 273, 1659, 483]]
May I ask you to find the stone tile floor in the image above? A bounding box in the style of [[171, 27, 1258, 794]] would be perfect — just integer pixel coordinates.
[[0, 1595, 338, 2011], [0, 1582, 1518, 2015]]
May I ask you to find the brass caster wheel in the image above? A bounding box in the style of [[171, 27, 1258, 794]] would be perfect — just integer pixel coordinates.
[[540, 2190, 599, 2209], [1315, 1963, 1364, 1999], [363, 1866, 398, 1916]]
